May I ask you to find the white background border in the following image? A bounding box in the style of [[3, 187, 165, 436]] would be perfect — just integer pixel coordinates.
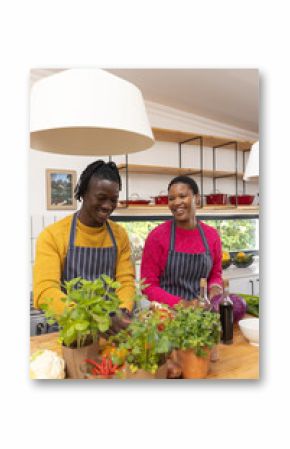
[[1, 1, 288, 448]]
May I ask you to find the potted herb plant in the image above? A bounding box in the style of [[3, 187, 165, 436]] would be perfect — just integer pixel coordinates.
[[40, 275, 122, 379], [109, 307, 173, 379], [167, 305, 221, 379]]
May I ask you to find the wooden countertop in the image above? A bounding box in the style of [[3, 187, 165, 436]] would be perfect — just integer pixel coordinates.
[[30, 322, 259, 380]]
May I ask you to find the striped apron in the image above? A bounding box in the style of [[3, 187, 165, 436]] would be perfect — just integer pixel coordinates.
[[62, 213, 117, 285], [160, 220, 213, 300]]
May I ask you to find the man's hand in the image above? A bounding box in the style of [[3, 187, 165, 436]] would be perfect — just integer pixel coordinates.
[[110, 309, 132, 334]]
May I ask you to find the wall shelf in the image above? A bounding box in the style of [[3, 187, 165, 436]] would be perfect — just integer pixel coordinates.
[[115, 204, 259, 216], [117, 127, 257, 212], [152, 127, 254, 151], [117, 164, 244, 179]]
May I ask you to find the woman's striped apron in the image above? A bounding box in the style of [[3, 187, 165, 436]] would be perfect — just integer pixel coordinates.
[[160, 220, 212, 300]]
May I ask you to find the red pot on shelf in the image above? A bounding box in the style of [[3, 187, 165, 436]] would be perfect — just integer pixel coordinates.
[[229, 195, 255, 205], [152, 191, 168, 205], [205, 193, 228, 205], [119, 193, 151, 206]]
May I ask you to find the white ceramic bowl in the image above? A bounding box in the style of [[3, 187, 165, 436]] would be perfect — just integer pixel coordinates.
[[238, 318, 259, 346]]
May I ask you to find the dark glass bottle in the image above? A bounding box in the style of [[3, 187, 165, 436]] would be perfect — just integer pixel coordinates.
[[219, 279, 233, 344]]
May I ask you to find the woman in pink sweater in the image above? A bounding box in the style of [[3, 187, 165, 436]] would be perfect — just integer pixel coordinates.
[[141, 176, 223, 308]]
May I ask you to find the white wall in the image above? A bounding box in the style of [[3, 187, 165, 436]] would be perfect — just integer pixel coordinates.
[[29, 100, 259, 288], [29, 99, 259, 216]]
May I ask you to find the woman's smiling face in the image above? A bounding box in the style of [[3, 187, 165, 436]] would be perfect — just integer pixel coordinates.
[[168, 182, 197, 225]]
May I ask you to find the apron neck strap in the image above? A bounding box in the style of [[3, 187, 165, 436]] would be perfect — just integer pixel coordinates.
[[196, 221, 211, 253], [170, 219, 210, 253], [69, 213, 78, 248], [106, 221, 117, 249], [68, 212, 117, 249]]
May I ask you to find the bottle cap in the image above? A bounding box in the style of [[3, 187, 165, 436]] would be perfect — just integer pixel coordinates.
[[223, 278, 229, 288], [200, 278, 207, 287]]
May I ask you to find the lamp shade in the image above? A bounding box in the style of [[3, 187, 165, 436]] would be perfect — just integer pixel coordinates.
[[30, 68, 154, 155], [243, 141, 259, 180]]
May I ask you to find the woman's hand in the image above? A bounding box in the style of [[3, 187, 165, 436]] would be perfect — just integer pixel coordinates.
[[180, 298, 199, 308], [209, 285, 223, 300]]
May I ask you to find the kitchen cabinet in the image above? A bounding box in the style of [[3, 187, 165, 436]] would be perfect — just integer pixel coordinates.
[[228, 275, 259, 296]]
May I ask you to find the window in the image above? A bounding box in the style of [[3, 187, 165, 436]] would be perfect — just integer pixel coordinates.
[[204, 218, 259, 253], [117, 217, 259, 258]]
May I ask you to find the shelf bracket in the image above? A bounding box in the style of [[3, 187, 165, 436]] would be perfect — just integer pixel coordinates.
[[179, 135, 204, 206]]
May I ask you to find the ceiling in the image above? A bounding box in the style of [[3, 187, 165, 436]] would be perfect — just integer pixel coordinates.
[[30, 68, 259, 133]]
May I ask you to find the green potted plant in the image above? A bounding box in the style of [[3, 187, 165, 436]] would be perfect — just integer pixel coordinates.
[[167, 305, 221, 379], [109, 307, 173, 379], [40, 275, 122, 379]]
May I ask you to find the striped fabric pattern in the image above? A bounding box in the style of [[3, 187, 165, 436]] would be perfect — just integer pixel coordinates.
[[160, 221, 212, 300], [62, 213, 117, 285]]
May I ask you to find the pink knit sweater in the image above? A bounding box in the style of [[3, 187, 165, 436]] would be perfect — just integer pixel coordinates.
[[140, 220, 222, 307]]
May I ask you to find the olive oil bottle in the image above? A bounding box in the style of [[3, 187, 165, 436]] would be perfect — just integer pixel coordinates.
[[220, 279, 234, 344], [197, 278, 211, 311]]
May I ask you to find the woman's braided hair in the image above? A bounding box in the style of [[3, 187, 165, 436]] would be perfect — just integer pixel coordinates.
[[74, 160, 122, 201]]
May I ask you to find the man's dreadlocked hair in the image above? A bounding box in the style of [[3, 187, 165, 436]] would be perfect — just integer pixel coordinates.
[[74, 160, 122, 201]]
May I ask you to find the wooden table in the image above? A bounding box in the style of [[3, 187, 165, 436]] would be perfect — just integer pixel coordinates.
[[30, 323, 259, 380]]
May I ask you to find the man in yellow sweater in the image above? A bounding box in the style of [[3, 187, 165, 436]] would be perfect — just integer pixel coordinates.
[[33, 160, 135, 330]]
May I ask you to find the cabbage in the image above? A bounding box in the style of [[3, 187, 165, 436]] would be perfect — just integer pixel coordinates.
[[210, 294, 247, 322], [30, 349, 65, 379]]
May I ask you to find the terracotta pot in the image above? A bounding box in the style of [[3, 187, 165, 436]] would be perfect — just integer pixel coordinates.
[[173, 348, 211, 379], [62, 340, 99, 379], [210, 345, 219, 362]]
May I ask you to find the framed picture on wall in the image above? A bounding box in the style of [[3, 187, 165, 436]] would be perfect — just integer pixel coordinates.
[[46, 169, 77, 210]]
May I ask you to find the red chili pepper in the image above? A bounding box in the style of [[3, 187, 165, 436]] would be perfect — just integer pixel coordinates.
[[86, 356, 119, 377], [105, 359, 109, 375], [85, 358, 100, 368], [103, 357, 108, 374]]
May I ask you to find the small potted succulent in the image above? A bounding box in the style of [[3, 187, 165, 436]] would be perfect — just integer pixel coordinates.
[[40, 275, 122, 379], [167, 305, 221, 379]]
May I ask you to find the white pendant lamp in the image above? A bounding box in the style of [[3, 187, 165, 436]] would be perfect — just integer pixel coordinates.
[[243, 141, 259, 181], [30, 68, 154, 155]]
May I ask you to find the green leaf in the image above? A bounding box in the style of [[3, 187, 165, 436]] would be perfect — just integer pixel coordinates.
[[75, 320, 89, 331], [156, 337, 171, 354], [100, 274, 112, 285], [66, 325, 75, 337], [110, 281, 121, 289], [98, 320, 110, 332]]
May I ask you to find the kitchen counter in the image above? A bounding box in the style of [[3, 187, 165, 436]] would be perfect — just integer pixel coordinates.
[[223, 257, 259, 280], [30, 321, 259, 379]]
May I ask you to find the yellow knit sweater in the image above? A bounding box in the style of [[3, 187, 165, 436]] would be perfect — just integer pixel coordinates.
[[33, 215, 135, 313]]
